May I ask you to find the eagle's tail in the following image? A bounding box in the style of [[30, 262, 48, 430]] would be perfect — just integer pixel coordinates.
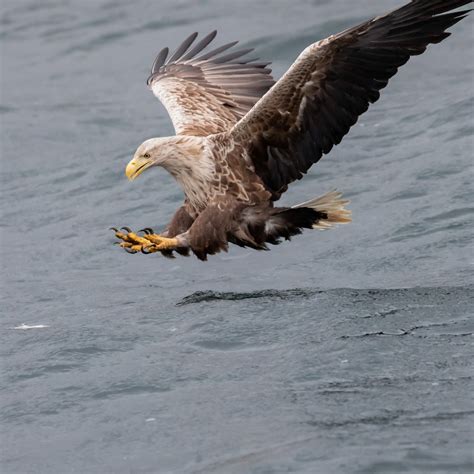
[[292, 190, 352, 229], [237, 190, 351, 249]]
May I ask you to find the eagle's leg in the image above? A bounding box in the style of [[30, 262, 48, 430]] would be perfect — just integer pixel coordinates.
[[111, 227, 180, 253], [112, 206, 194, 255]]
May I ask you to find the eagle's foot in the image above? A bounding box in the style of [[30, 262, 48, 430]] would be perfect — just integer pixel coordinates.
[[140, 236, 180, 254], [111, 227, 178, 254]]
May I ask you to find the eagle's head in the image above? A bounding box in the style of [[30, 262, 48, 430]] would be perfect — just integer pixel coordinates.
[[125, 136, 210, 182], [125, 137, 176, 181]]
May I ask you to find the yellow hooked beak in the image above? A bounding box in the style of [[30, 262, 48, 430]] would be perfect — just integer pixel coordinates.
[[125, 155, 153, 181]]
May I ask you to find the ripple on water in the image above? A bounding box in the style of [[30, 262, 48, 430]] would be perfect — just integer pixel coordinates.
[[59, 17, 201, 56], [192, 339, 251, 351], [8, 363, 82, 383], [91, 383, 170, 400], [390, 207, 473, 242], [0, 105, 16, 114], [386, 189, 428, 202]]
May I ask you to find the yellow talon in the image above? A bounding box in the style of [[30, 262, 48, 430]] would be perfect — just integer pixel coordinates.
[[141, 244, 161, 254], [119, 242, 142, 252], [142, 233, 166, 245], [119, 232, 145, 244], [114, 230, 133, 242], [112, 227, 178, 254]]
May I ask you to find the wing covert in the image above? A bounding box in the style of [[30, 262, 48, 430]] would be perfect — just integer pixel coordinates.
[[230, 0, 471, 199]]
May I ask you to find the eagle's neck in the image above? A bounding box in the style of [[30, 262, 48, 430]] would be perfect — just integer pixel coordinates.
[[160, 136, 215, 211]]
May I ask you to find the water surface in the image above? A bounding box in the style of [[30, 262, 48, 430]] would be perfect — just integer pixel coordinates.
[[1, 1, 473, 473]]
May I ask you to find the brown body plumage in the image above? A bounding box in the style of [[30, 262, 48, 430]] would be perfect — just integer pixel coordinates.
[[115, 0, 471, 260]]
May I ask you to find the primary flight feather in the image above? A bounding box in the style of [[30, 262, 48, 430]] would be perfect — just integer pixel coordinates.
[[113, 0, 471, 260]]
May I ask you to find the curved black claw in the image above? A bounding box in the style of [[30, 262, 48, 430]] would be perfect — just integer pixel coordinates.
[[141, 245, 156, 254], [139, 227, 154, 235], [110, 227, 119, 232], [124, 247, 138, 254], [121, 227, 132, 233]]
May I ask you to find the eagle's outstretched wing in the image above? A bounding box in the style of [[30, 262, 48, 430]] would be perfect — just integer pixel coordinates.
[[230, 0, 471, 199], [148, 31, 275, 136]]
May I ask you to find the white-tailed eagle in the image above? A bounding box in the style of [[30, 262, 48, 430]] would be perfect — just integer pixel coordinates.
[[113, 0, 471, 260]]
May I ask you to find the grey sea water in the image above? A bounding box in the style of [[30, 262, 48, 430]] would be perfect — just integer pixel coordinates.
[[1, 1, 473, 473]]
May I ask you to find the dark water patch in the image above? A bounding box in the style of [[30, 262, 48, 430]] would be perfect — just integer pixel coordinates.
[[392, 221, 467, 241], [340, 329, 410, 339], [430, 97, 474, 128], [317, 389, 362, 395], [389, 210, 471, 242], [425, 207, 474, 222], [255, 18, 365, 59], [42, 14, 126, 39], [409, 320, 473, 338], [305, 410, 408, 429], [57, 345, 119, 356], [180, 286, 472, 307], [91, 383, 170, 400], [448, 124, 474, 141], [410, 410, 474, 424], [142, 18, 193, 31], [307, 410, 474, 431], [386, 189, 428, 202], [192, 339, 265, 352], [61, 30, 135, 54], [60, 18, 200, 55], [357, 459, 473, 474], [79, 116, 128, 128], [50, 170, 88, 186], [0, 105, 15, 114], [7, 363, 82, 383], [177, 288, 318, 306], [318, 377, 401, 390], [360, 307, 400, 319], [416, 164, 464, 181], [51, 385, 83, 393]]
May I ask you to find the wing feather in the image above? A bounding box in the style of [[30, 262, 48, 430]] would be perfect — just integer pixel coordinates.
[[151, 47, 168, 74], [147, 33, 275, 136], [195, 41, 239, 61], [230, 0, 471, 199], [181, 30, 217, 61], [167, 32, 198, 63]]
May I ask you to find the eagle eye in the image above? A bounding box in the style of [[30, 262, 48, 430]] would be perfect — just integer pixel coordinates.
[[143, 153, 151, 159]]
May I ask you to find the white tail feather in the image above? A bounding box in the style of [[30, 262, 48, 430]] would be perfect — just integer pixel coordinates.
[[293, 190, 352, 230]]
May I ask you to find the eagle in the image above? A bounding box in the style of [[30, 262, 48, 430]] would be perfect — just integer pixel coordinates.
[[113, 0, 471, 260]]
